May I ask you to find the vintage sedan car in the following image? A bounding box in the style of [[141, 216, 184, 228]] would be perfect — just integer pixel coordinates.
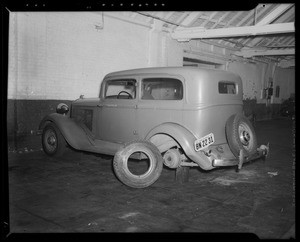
[[39, 67, 269, 188]]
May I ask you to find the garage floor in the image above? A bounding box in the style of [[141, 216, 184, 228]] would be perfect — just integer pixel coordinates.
[[7, 118, 295, 238]]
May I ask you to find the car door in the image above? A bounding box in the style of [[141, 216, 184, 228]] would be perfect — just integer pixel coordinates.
[[137, 75, 184, 139], [97, 77, 138, 143]]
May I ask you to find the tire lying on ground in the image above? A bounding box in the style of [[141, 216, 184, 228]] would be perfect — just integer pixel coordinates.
[[113, 140, 163, 188], [42, 123, 67, 157], [225, 114, 258, 158]]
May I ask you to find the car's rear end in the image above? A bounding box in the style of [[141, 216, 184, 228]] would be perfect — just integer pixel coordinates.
[[181, 68, 269, 170]]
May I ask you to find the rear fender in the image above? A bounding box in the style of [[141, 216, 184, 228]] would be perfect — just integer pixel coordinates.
[[39, 113, 94, 150], [145, 123, 213, 170]]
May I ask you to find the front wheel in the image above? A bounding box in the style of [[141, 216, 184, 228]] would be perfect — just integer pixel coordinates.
[[42, 123, 67, 157], [113, 140, 163, 188]]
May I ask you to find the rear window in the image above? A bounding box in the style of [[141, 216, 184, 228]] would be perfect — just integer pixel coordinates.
[[141, 78, 183, 100], [218, 81, 236, 94]]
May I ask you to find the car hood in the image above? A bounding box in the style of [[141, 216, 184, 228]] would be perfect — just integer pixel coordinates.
[[72, 98, 100, 106]]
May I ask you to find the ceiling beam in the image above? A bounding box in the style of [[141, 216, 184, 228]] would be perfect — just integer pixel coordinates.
[[228, 5, 276, 47], [242, 4, 294, 47], [225, 5, 277, 47], [172, 22, 294, 41], [234, 48, 295, 58]]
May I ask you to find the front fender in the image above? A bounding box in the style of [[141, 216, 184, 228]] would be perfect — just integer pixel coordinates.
[[39, 113, 94, 150], [145, 123, 213, 170]]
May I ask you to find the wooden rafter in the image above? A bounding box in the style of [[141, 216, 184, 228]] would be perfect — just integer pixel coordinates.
[[243, 4, 293, 47], [180, 12, 202, 27], [210, 12, 232, 28], [171, 22, 294, 41], [227, 5, 273, 47], [200, 12, 219, 27], [255, 4, 293, 26], [235, 48, 295, 58]]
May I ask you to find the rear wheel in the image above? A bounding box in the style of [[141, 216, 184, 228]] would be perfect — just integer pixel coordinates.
[[42, 123, 67, 157], [113, 140, 163, 188], [226, 114, 257, 158]]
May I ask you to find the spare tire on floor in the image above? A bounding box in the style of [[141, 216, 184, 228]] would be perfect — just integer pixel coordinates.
[[225, 114, 258, 158], [113, 140, 163, 188]]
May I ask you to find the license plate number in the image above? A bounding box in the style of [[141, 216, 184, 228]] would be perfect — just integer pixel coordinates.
[[194, 133, 215, 151]]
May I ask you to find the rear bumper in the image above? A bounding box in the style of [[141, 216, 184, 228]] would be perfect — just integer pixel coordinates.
[[212, 144, 269, 168]]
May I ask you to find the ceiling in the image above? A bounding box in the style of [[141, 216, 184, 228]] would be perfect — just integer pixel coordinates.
[[119, 4, 295, 67]]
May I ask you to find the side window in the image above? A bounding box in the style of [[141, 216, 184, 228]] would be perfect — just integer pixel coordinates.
[[105, 79, 136, 99], [141, 78, 183, 100], [218, 81, 237, 94]]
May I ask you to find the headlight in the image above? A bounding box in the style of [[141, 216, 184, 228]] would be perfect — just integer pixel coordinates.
[[56, 103, 69, 115]]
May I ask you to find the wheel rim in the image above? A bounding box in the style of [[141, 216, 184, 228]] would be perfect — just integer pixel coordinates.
[[238, 123, 252, 150], [44, 129, 57, 153], [123, 149, 155, 179]]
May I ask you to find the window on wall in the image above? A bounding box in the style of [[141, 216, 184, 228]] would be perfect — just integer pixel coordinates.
[[275, 86, 280, 98]]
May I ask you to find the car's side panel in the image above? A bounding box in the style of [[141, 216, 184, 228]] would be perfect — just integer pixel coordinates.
[[39, 113, 123, 155], [97, 100, 138, 142], [182, 103, 243, 145], [97, 77, 139, 143], [39, 113, 96, 150], [145, 122, 214, 170], [136, 74, 186, 140], [136, 101, 184, 139]]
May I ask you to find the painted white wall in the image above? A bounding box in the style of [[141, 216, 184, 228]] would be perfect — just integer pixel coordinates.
[[8, 12, 183, 100], [273, 67, 295, 103], [227, 61, 262, 101], [227, 61, 295, 103], [8, 11, 293, 103]]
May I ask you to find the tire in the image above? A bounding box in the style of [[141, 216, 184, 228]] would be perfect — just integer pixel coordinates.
[[42, 123, 67, 157], [113, 140, 163, 188], [225, 114, 258, 158]]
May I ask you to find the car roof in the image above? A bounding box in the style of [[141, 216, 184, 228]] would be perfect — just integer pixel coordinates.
[[104, 66, 238, 80]]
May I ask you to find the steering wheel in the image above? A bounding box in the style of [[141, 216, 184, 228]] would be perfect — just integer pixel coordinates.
[[117, 91, 133, 99]]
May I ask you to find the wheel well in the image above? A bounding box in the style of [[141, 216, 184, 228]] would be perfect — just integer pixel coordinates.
[[39, 120, 52, 131], [149, 133, 181, 153], [41, 120, 70, 147]]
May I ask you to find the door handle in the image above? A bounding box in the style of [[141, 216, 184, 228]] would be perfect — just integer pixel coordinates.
[[103, 104, 117, 107]]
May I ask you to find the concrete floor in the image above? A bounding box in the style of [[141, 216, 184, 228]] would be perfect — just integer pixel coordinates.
[[7, 118, 295, 238]]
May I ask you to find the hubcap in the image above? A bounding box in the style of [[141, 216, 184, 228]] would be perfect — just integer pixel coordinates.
[[239, 124, 251, 146], [44, 130, 57, 152], [47, 136, 56, 145]]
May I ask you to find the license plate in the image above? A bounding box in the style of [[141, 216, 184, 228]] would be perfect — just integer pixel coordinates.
[[194, 133, 215, 151]]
